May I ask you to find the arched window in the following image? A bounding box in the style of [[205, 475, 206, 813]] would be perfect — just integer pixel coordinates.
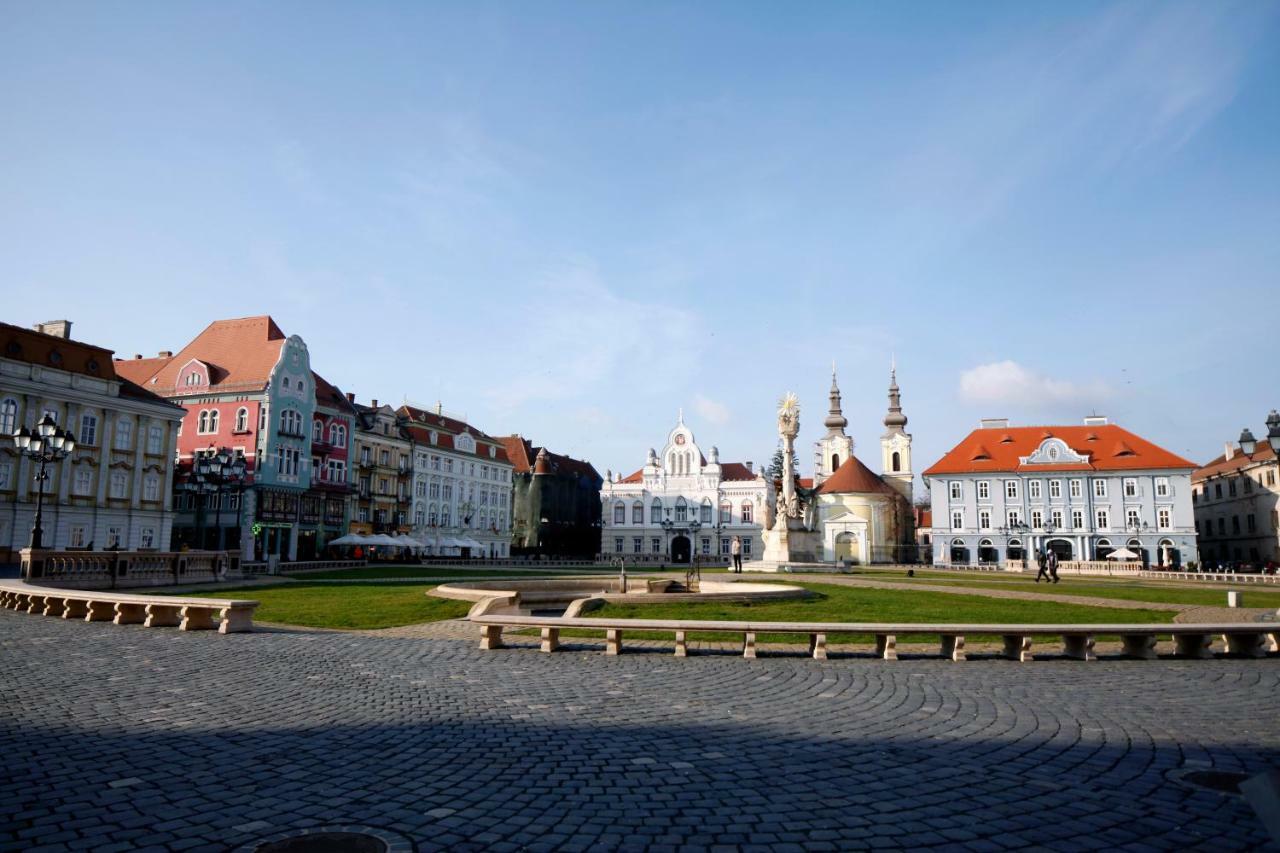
[[283, 376, 290, 390], [632, 501, 644, 524], [613, 501, 626, 524], [428, 503, 438, 526], [700, 499, 712, 523], [675, 497, 688, 522], [312, 420, 323, 442], [741, 500, 753, 524], [330, 423, 344, 446], [0, 398, 18, 434], [832, 454, 840, 471], [719, 502, 731, 524], [441, 505, 450, 527], [892, 451, 901, 472], [208, 410, 219, 433], [414, 503, 425, 525], [651, 499, 663, 524], [234, 407, 248, 432], [198, 410, 209, 433]]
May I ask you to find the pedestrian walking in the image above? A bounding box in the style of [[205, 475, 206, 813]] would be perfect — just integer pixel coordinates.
[[1035, 548, 1050, 583], [731, 535, 743, 573], [1047, 548, 1060, 584]]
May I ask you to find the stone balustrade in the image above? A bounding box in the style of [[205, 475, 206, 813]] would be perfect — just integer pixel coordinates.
[[0, 582, 258, 633], [471, 614, 1280, 662], [19, 548, 240, 590]]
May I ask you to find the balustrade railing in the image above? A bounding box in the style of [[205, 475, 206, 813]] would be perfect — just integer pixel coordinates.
[[19, 548, 240, 590]]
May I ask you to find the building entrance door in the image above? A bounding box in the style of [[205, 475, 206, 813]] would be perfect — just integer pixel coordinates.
[[671, 535, 691, 564]]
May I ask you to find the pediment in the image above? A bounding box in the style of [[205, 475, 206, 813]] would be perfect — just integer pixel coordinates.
[[1020, 438, 1089, 466]]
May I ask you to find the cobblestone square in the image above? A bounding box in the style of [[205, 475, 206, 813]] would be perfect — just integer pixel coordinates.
[[2, 610, 1278, 851]]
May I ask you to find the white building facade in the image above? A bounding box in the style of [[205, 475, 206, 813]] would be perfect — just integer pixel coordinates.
[[925, 417, 1199, 568], [601, 415, 772, 563], [402, 405, 514, 559]]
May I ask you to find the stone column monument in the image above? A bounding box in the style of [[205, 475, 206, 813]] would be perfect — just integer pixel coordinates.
[[760, 392, 821, 567]]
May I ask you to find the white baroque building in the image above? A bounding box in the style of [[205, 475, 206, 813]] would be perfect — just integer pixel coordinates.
[[601, 414, 773, 563]]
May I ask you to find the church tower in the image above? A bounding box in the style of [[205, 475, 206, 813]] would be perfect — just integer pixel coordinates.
[[880, 360, 913, 502], [813, 365, 855, 487]]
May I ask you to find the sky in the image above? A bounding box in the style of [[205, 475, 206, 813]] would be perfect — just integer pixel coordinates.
[[3, 1, 1279, 490]]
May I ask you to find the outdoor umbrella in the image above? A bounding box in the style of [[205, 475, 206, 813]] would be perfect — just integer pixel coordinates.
[[328, 534, 370, 546], [1105, 547, 1140, 560]]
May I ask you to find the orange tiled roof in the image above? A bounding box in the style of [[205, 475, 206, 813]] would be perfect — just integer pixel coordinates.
[[616, 462, 756, 484], [1194, 443, 1278, 482], [113, 316, 288, 394], [924, 424, 1196, 477], [817, 456, 897, 496], [497, 435, 599, 480]]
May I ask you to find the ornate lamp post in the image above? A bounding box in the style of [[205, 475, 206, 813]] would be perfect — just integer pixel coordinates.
[[184, 448, 248, 550], [12, 414, 76, 549]]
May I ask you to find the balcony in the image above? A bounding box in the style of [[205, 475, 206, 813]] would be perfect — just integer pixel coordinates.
[[311, 438, 334, 453]]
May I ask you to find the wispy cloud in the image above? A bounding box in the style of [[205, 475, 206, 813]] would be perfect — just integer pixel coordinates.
[[693, 394, 731, 426], [959, 360, 1113, 408]]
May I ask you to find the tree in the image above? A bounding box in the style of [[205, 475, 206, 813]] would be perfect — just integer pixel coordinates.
[[768, 445, 785, 480]]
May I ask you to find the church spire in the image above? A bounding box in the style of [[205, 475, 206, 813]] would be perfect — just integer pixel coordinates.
[[883, 361, 907, 434], [824, 363, 848, 433]]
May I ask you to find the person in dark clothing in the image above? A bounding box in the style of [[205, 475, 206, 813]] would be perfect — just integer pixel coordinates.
[[730, 536, 743, 573], [1047, 548, 1060, 583], [1035, 548, 1051, 583]]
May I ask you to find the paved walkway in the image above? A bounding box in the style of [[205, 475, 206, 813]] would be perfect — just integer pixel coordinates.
[[3, 609, 1279, 852]]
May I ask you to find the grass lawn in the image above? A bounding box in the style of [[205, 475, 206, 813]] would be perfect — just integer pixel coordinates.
[[568, 581, 1175, 644], [159, 583, 472, 629], [852, 569, 1280, 609]]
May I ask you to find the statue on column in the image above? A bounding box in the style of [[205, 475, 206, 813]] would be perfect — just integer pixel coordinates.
[[761, 390, 821, 566], [774, 392, 802, 529]]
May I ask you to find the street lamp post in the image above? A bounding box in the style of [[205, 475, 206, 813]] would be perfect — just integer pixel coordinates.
[[184, 448, 248, 551], [1128, 519, 1149, 567], [12, 414, 77, 549]]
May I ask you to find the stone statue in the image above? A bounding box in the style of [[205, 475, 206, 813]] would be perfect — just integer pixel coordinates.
[[774, 392, 802, 529]]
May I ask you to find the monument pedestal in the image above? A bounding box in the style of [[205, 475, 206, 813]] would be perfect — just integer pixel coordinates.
[[759, 519, 822, 567]]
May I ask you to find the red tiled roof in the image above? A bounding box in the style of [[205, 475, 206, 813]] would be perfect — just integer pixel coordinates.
[[817, 456, 897, 496], [497, 435, 599, 480], [923, 424, 1196, 476], [1, 321, 118, 381], [618, 469, 644, 484], [722, 462, 759, 481], [313, 371, 356, 414], [1194, 444, 1278, 482], [113, 315, 288, 394]]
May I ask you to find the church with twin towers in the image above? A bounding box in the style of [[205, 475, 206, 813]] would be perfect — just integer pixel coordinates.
[[599, 364, 916, 566]]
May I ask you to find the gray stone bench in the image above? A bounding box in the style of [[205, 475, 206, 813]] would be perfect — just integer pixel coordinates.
[[0, 582, 258, 633], [471, 615, 1280, 661]]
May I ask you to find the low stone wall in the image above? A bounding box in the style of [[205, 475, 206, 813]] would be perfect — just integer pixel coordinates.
[[19, 548, 240, 590]]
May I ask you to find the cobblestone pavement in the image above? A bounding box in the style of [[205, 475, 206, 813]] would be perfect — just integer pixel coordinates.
[[3, 610, 1279, 852]]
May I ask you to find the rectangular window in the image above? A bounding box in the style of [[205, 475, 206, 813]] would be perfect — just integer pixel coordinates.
[[1096, 509, 1110, 530], [358, 507, 369, 523], [1031, 510, 1043, 529], [143, 476, 159, 502], [977, 481, 989, 500], [979, 510, 991, 530], [69, 525, 86, 548], [0, 461, 10, 491], [614, 504, 625, 524], [1160, 508, 1173, 530], [632, 537, 642, 554], [79, 413, 98, 447], [1126, 508, 1141, 528], [1232, 515, 1240, 534], [720, 537, 731, 555], [72, 467, 91, 496], [1005, 480, 1019, 499], [1029, 480, 1042, 500], [107, 526, 122, 549], [1049, 480, 1061, 499], [614, 537, 623, 553], [743, 538, 752, 556], [1072, 509, 1084, 530], [1070, 479, 1083, 499], [1051, 509, 1063, 528], [700, 538, 711, 555], [147, 426, 163, 455], [379, 450, 389, 466], [951, 511, 963, 530], [1123, 478, 1138, 498], [700, 503, 712, 523], [109, 471, 128, 499], [1155, 477, 1170, 498], [1007, 509, 1022, 527], [1217, 517, 1225, 535], [719, 504, 731, 523], [632, 504, 643, 524], [114, 419, 133, 450], [651, 537, 661, 553], [742, 503, 753, 524], [140, 527, 155, 549], [949, 481, 962, 500], [1094, 480, 1107, 499]]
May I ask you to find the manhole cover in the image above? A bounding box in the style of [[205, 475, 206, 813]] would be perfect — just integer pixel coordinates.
[[1182, 770, 1250, 794], [255, 832, 387, 853]]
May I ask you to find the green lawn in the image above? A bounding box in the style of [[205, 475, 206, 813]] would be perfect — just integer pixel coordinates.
[[852, 570, 1280, 608], [160, 583, 472, 629], [574, 581, 1175, 644]]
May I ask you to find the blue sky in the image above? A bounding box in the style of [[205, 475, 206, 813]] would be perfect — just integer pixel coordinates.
[[3, 2, 1279, 487]]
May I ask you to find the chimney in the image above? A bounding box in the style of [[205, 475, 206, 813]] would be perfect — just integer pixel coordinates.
[[158, 350, 172, 358], [980, 418, 1009, 430], [745, 461, 754, 473], [371, 399, 378, 408], [345, 392, 355, 403], [1084, 415, 1109, 426], [1224, 442, 1236, 461], [133, 354, 142, 359], [33, 320, 72, 339]]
